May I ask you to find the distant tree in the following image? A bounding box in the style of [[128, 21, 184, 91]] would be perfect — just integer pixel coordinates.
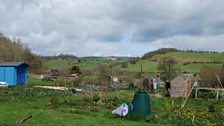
[[70, 65, 82, 75], [121, 61, 128, 68], [43, 53, 78, 61], [0, 33, 46, 74], [129, 59, 136, 64], [94, 64, 110, 75], [157, 56, 180, 80], [200, 66, 224, 88], [142, 48, 179, 59], [22, 48, 46, 74], [58, 68, 70, 77]]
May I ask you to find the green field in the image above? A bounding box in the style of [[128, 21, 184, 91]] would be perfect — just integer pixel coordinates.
[[181, 63, 223, 73], [47, 59, 72, 70], [46, 52, 224, 74], [161, 52, 224, 63], [114, 60, 223, 73], [114, 60, 158, 73], [46, 58, 109, 70], [77, 58, 108, 69]]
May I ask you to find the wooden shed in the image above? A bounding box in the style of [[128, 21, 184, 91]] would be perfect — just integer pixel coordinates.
[[0, 62, 29, 86], [171, 74, 193, 98]]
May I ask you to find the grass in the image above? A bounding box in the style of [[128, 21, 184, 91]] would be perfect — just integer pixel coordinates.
[[161, 52, 224, 63], [0, 85, 223, 126], [47, 58, 109, 70], [47, 59, 72, 70], [181, 63, 223, 73], [114, 60, 158, 73], [114, 60, 223, 73], [46, 52, 224, 73], [47, 59, 222, 74], [77, 59, 107, 69], [28, 78, 55, 86], [0, 99, 128, 126], [0, 87, 165, 126]]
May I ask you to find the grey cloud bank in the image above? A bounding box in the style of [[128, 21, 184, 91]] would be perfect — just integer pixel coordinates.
[[0, 0, 224, 56]]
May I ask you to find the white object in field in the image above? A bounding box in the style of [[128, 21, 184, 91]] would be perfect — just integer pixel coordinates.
[[35, 86, 69, 91], [73, 88, 83, 92], [113, 77, 119, 83], [0, 82, 8, 87], [112, 103, 129, 117], [153, 83, 157, 90], [40, 75, 44, 79]]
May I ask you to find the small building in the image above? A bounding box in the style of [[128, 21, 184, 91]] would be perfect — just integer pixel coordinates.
[[171, 74, 193, 98], [0, 62, 29, 86]]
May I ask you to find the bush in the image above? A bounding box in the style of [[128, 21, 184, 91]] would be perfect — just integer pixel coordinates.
[[121, 61, 128, 68], [70, 65, 82, 74], [93, 64, 111, 75], [129, 59, 136, 64], [50, 93, 60, 109], [93, 94, 100, 102], [73, 77, 83, 87], [200, 66, 224, 87]]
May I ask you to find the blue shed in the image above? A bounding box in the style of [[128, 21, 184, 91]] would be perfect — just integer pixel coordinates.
[[0, 62, 29, 86]]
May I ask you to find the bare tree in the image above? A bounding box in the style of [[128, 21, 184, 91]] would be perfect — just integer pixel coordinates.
[[157, 56, 180, 80]]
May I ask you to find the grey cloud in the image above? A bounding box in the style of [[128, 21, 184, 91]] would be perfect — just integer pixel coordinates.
[[0, 0, 224, 56], [152, 35, 224, 52]]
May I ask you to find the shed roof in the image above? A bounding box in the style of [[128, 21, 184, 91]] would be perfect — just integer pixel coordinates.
[[0, 62, 29, 67]]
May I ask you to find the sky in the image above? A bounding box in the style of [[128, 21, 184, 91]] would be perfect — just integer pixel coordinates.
[[0, 0, 224, 57]]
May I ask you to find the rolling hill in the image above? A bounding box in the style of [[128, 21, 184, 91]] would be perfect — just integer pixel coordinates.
[[46, 48, 224, 73], [114, 49, 224, 73], [152, 51, 224, 63]]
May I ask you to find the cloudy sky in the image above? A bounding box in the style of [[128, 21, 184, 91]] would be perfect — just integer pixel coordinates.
[[0, 0, 224, 56]]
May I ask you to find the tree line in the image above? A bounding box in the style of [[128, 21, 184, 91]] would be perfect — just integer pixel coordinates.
[[0, 34, 45, 74], [44, 53, 78, 61], [142, 48, 179, 59]]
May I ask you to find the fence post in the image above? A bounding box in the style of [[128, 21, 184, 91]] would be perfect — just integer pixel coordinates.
[[216, 90, 219, 100]]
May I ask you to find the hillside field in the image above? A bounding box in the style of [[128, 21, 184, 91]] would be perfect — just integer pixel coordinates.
[[46, 59, 73, 70], [161, 52, 224, 63], [46, 52, 224, 73]]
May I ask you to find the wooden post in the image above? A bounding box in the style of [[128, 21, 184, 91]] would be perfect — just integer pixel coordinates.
[[141, 64, 143, 74], [195, 89, 198, 99], [216, 91, 219, 100]]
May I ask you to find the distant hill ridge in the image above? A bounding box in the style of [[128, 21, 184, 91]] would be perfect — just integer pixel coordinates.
[[142, 48, 224, 64], [44, 53, 78, 61], [142, 48, 179, 59]]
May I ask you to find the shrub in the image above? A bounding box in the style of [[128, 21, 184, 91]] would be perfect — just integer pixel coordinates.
[[200, 66, 224, 87], [93, 94, 100, 102], [120, 61, 128, 68], [70, 65, 82, 74], [93, 64, 110, 75], [50, 93, 60, 109], [129, 59, 136, 64]]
